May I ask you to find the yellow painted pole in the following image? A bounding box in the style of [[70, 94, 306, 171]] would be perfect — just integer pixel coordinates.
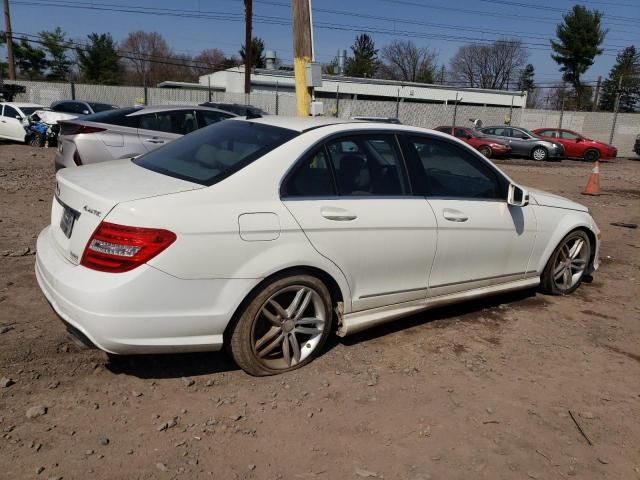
[[291, 0, 312, 116]]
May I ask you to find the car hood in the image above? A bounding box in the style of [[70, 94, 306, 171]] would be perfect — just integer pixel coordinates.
[[527, 187, 588, 212]]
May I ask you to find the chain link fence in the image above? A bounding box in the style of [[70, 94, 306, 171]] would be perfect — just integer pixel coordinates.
[[7, 79, 639, 157]]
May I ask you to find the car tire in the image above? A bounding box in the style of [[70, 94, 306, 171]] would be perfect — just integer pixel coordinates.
[[540, 230, 591, 295], [478, 145, 492, 158], [229, 274, 333, 376], [531, 146, 548, 161], [28, 133, 45, 148], [584, 149, 600, 162]]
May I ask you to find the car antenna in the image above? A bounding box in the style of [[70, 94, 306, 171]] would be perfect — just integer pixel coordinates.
[[245, 108, 262, 119]]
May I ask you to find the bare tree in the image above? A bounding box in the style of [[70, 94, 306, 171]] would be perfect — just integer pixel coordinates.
[[120, 31, 171, 85], [379, 40, 437, 83], [449, 39, 528, 89], [193, 48, 226, 70]]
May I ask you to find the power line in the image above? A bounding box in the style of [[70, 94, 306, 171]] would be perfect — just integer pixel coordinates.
[[8, 0, 625, 57]]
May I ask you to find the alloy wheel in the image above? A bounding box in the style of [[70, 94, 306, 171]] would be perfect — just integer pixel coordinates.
[[532, 147, 547, 161], [551, 235, 589, 293], [251, 285, 327, 370]]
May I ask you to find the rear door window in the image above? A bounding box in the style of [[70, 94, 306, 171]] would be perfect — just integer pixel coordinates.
[[3, 105, 19, 118], [282, 148, 336, 197], [139, 110, 198, 135]]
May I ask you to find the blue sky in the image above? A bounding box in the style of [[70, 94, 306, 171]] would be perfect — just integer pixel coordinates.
[[3, 0, 640, 87]]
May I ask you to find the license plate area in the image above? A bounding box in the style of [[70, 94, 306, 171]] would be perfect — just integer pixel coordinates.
[[56, 196, 80, 239]]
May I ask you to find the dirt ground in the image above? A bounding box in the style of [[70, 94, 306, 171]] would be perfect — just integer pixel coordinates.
[[1, 142, 639, 480]]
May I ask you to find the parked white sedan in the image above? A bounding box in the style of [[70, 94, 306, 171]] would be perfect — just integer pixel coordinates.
[[0, 102, 43, 142], [35, 117, 600, 375]]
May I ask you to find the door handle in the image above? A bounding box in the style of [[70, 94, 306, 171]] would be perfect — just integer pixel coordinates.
[[320, 206, 357, 221], [145, 138, 165, 144], [443, 208, 468, 222]]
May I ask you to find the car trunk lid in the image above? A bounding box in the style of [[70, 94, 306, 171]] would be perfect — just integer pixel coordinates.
[[51, 159, 204, 264]]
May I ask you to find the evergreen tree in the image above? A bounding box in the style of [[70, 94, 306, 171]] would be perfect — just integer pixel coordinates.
[[13, 37, 47, 80], [345, 34, 378, 78], [76, 33, 122, 84], [550, 5, 607, 110], [599, 45, 640, 113], [239, 37, 266, 69], [517, 64, 535, 92], [39, 27, 73, 80]]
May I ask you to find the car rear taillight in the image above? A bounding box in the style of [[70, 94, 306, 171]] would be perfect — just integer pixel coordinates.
[[60, 123, 106, 136], [81, 222, 176, 273]]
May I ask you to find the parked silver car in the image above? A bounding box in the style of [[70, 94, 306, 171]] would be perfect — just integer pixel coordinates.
[[479, 126, 564, 161], [55, 105, 236, 169]]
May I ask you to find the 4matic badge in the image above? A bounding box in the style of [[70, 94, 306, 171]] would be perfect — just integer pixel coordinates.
[[83, 205, 102, 217]]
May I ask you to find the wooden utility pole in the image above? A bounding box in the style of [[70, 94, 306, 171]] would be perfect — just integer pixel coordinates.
[[592, 76, 602, 112], [244, 0, 252, 96], [3, 0, 16, 80], [291, 0, 312, 116]]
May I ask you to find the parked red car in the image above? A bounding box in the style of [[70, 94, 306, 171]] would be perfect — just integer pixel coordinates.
[[532, 128, 617, 162], [434, 126, 511, 158]]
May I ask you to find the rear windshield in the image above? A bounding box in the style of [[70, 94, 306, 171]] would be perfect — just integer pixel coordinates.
[[88, 102, 117, 113], [134, 121, 298, 186], [82, 107, 142, 127]]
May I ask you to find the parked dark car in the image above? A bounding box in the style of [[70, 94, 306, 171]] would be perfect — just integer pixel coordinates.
[[51, 100, 118, 116], [479, 126, 564, 161], [199, 102, 268, 117], [634, 134, 640, 156]]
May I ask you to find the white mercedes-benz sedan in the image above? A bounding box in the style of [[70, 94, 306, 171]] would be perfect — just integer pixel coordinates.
[[35, 116, 600, 376]]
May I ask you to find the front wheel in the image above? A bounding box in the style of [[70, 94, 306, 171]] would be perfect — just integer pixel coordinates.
[[584, 149, 600, 162], [478, 145, 492, 158], [229, 275, 333, 376], [540, 230, 591, 295], [531, 146, 548, 161], [28, 133, 45, 148]]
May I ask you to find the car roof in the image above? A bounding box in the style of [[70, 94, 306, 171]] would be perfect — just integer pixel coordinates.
[[128, 105, 238, 116], [231, 115, 360, 132], [1, 102, 43, 108]]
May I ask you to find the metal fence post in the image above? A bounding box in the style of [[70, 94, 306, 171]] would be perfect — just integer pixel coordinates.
[[70, 81, 75, 100], [395, 87, 400, 119], [558, 88, 565, 129], [452, 92, 459, 126], [275, 81, 279, 115], [335, 85, 340, 118], [609, 76, 623, 145], [208, 76, 212, 102]]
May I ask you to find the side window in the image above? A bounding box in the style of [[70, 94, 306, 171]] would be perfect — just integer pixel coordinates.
[[140, 111, 197, 134], [560, 131, 579, 140], [198, 110, 231, 127], [3, 105, 19, 118], [453, 128, 467, 138], [283, 148, 336, 197], [406, 136, 504, 199], [511, 129, 527, 139], [326, 135, 409, 196]]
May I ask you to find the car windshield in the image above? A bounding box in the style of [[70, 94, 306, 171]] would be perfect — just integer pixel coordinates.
[[20, 107, 41, 115], [88, 102, 117, 113], [134, 120, 298, 186]]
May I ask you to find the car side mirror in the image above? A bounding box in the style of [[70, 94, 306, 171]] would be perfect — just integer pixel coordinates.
[[16, 115, 22, 120], [508, 183, 529, 207], [466, 134, 473, 139], [575, 137, 583, 142]]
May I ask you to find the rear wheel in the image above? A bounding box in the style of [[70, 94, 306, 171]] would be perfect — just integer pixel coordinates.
[[584, 149, 600, 162], [540, 230, 591, 295], [478, 145, 492, 158], [531, 146, 548, 161], [229, 275, 333, 376]]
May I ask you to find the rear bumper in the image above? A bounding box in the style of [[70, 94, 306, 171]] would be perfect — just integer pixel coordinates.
[[35, 226, 256, 354]]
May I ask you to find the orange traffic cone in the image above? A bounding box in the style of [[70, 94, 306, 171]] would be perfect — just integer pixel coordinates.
[[581, 160, 600, 196]]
